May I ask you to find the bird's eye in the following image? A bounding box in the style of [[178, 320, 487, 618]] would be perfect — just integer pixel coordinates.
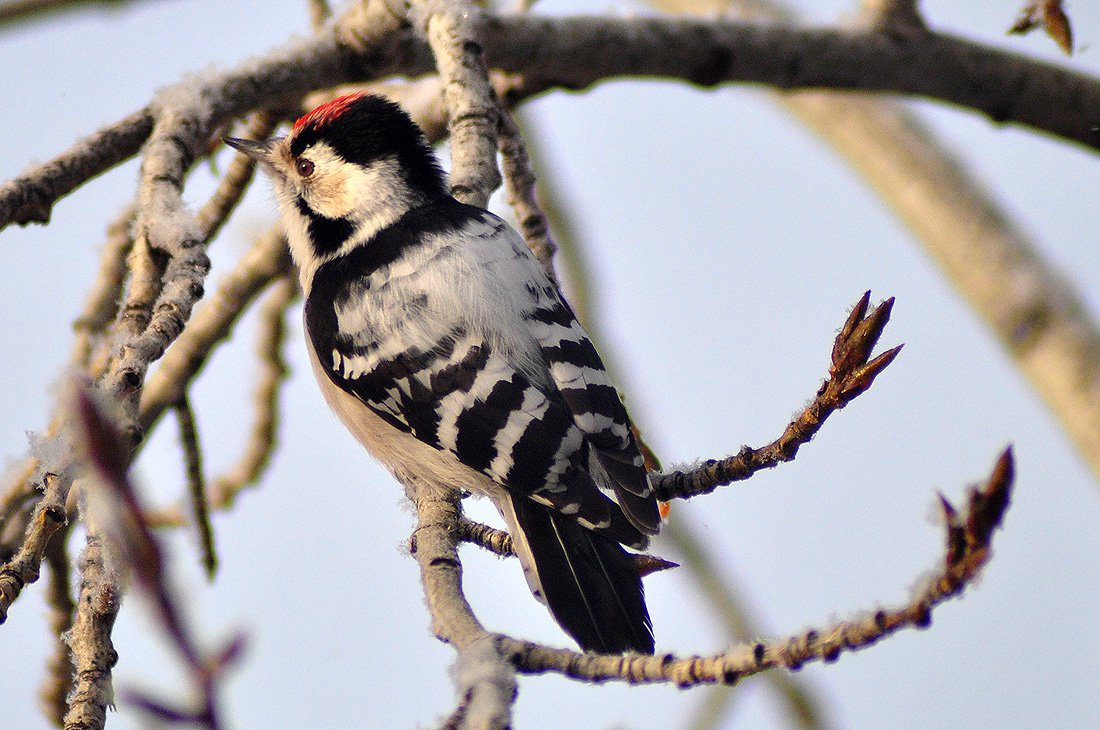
[[296, 158, 315, 177]]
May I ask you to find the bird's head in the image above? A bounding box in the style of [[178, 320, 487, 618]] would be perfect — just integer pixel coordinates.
[[225, 93, 448, 283]]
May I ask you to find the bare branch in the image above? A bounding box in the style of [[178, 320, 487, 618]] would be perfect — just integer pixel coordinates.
[[861, 0, 925, 33], [139, 227, 292, 432], [662, 518, 826, 729], [407, 483, 516, 729], [483, 15, 1100, 152], [0, 109, 152, 230], [5, 10, 1100, 234], [0, 0, 157, 27], [40, 524, 75, 727], [71, 385, 240, 730], [411, 0, 501, 207], [72, 206, 137, 374], [0, 472, 69, 624], [680, 0, 1100, 495], [194, 112, 279, 243], [497, 107, 557, 279], [307, 0, 330, 30], [62, 532, 120, 730], [654, 292, 901, 501], [501, 449, 1013, 684], [205, 275, 296, 514], [173, 397, 216, 578], [457, 516, 676, 577]]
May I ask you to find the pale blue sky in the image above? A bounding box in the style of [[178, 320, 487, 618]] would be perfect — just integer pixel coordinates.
[[2, 1, 1100, 728]]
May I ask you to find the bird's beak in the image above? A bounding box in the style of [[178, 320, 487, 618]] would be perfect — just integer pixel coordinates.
[[223, 136, 278, 164]]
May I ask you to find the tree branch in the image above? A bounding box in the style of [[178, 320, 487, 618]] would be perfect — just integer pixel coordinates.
[[501, 448, 1013, 684], [6, 11, 1100, 232], [61, 530, 120, 730], [0, 109, 152, 228], [411, 0, 501, 207], [0, 472, 69, 624], [40, 523, 76, 727], [654, 292, 901, 501], [497, 106, 557, 279], [407, 482, 515, 730], [173, 396, 216, 578]]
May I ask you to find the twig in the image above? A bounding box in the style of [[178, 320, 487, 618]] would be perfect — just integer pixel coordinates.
[[514, 94, 820, 724], [663, 518, 825, 729], [72, 206, 137, 374], [139, 227, 292, 432], [654, 292, 902, 501], [40, 523, 75, 727], [1009, 1, 1073, 54], [496, 107, 557, 279], [0, 108, 152, 230], [456, 516, 676, 577], [500, 448, 1014, 683], [205, 275, 296, 514], [0, 460, 39, 558], [5, 10, 1100, 236], [0, 471, 69, 624], [174, 396, 216, 578], [195, 112, 279, 243], [860, 0, 926, 33], [0, 0, 153, 26], [139, 243, 294, 531], [307, 0, 330, 29]]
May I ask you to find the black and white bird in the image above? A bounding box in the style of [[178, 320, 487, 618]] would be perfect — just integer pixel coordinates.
[[225, 93, 660, 654]]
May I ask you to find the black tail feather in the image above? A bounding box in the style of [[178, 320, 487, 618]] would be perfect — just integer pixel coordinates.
[[509, 496, 654, 654]]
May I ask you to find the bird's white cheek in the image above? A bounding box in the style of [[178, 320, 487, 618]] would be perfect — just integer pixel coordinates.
[[304, 170, 356, 220]]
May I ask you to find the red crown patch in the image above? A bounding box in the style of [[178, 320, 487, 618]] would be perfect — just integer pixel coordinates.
[[293, 92, 368, 134]]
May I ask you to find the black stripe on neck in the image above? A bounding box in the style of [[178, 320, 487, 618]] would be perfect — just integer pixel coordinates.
[[296, 197, 355, 257]]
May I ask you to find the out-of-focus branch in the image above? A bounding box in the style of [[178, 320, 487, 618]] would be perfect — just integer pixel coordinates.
[[501, 449, 1013, 683], [860, 0, 925, 32], [41, 524, 75, 728], [1009, 1, 1073, 55], [654, 292, 901, 501], [664, 517, 825, 730], [645, 0, 1100, 487], [0, 109, 152, 228], [307, 0, 330, 29], [518, 101, 825, 726], [72, 206, 136, 374], [62, 530, 120, 730], [809, 97, 1100, 486], [139, 228, 292, 431], [0, 0, 158, 27], [206, 275, 295, 510], [72, 385, 241, 729], [173, 397, 216, 578], [0, 461, 39, 560], [195, 113, 278, 243], [496, 107, 557, 278]]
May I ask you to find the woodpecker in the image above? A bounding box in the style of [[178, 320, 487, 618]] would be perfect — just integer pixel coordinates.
[[225, 93, 660, 654]]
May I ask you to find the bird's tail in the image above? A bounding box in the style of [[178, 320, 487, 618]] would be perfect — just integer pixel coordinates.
[[499, 494, 654, 654]]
